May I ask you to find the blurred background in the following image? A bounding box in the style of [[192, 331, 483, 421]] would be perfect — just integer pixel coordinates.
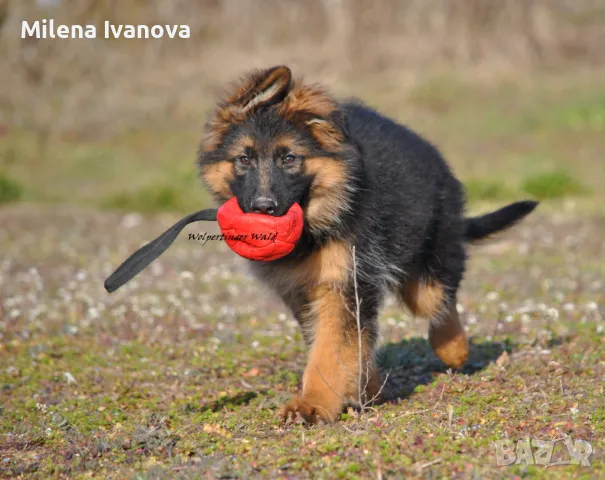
[[1, 0, 604, 213]]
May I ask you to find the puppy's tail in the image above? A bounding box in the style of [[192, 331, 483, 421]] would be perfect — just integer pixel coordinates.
[[463, 200, 538, 243]]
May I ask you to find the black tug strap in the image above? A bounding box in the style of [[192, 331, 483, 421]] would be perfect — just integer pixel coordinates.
[[104, 208, 218, 293]]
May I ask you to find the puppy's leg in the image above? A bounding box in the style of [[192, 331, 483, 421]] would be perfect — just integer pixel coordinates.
[[402, 280, 468, 369], [428, 301, 468, 369], [280, 284, 379, 424]]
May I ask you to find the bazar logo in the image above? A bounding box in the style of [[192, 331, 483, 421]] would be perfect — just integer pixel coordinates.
[[495, 436, 593, 467]]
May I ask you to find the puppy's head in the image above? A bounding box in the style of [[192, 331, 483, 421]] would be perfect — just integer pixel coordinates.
[[198, 66, 356, 234]]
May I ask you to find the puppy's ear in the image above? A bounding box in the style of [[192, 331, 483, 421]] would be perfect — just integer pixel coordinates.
[[305, 115, 346, 151], [202, 66, 293, 153], [235, 66, 292, 113]]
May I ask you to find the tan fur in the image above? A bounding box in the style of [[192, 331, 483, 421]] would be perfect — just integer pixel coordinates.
[[202, 68, 344, 156], [240, 66, 291, 112], [313, 240, 351, 285], [281, 283, 379, 424], [279, 82, 338, 120], [264, 239, 351, 297], [306, 119, 345, 151], [273, 134, 309, 154], [275, 240, 380, 423], [226, 135, 255, 157], [402, 281, 445, 318], [304, 157, 350, 234], [223, 66, 291, 108], [274, 134, 307, 173], [202, 109, 240, 152], [428, 305, 469, 369], [201, 161, 234, 199], [202, 67, 292, 152], [279, 82, 343, 151]]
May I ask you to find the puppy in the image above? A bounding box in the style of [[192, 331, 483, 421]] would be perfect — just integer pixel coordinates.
[[197, 66, 537, 423]]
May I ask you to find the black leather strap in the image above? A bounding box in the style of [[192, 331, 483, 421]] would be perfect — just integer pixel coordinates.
[[104, 208, 218, 293]]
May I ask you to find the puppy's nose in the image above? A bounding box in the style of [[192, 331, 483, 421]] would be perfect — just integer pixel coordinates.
[[251, 197, 277, 215]]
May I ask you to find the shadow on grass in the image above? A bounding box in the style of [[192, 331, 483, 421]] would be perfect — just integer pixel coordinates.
[[376, 337, 513, 401], [183, 338, 518, 415], [190, 391, 260, 413]]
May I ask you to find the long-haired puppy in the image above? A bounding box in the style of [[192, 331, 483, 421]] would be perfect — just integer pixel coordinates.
[[197, 66, 537, 424]]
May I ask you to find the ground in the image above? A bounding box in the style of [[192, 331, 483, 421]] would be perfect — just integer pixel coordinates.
[[1, 70, 604, 478]]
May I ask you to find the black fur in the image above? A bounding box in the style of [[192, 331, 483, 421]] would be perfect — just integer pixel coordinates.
[[199, 75, 539, 347], [464, 200, 538, 242], [249, 101, 537, 317], [198, 67, 538, 422]]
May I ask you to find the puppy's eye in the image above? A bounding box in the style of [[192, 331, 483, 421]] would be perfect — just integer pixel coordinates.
[[283, 154, 296, 165], [238, 155, 251, 166]]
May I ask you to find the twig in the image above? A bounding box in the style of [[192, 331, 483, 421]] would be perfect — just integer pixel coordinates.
[[366, 370, 391, 405], [342, 424, 355, 433], [418, 458, 442, 470], [351, 245, 364, 407], [391, 402, 440, 421], [350, 246, 390, 412], [318, 245, 391, 423]]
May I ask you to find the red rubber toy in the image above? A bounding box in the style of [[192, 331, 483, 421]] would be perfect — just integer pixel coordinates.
[[217, 197, 304, 261], [104, 197, 304, 293]]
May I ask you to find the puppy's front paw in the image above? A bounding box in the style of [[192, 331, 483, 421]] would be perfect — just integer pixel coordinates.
[[279, 396, 337, 425]]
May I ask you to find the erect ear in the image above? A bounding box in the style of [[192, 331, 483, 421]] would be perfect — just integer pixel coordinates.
[[235, 66, 292, 113]]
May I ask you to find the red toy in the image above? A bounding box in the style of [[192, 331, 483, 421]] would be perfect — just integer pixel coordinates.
[[104, 197, 304, 293], [217, 197, 304, 261]]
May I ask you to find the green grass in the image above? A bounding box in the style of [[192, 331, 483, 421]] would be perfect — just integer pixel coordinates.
[[0, 129, 211, 212], [522, 170, 589, 200], [2, 200, 604, 478], [0, 172, 24, 204], [101, 183, 193, 213], [464, 179, 516, 202]]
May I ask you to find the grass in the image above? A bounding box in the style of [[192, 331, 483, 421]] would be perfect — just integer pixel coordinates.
[[1, 69, 605, 213], [1, 204, 604, 478], [101, 183, 194, 213], [464, 179, 516, 203], [0, 172, 24, 204], [1, 68, 605, 478], [522, 170, 589, 200], [0, 129, 211, 213]]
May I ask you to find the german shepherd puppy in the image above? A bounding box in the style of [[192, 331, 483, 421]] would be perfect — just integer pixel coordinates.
[[197, 66, 537, 424]]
